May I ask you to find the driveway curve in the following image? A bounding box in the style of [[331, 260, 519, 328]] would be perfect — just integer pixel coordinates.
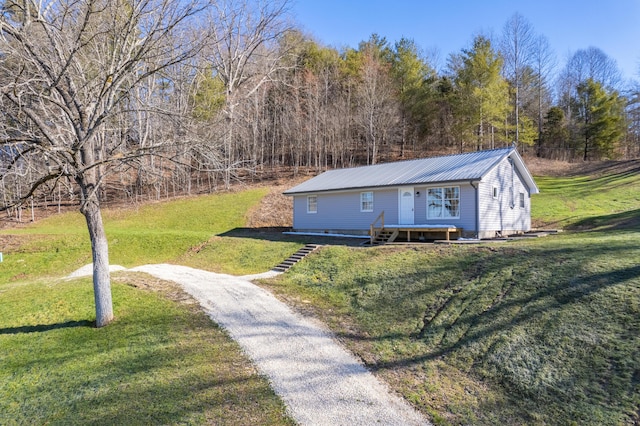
[[121, 264, 429, 426]]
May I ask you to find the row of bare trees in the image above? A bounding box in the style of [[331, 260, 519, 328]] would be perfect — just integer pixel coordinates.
[[5, 3, 636, 215]]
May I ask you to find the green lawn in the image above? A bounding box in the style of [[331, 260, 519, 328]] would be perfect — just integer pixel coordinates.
[[264, 163, 640, 425], [0, 189, 304, 425], [0, 274, 295, 425], [1, 189, 304, 280], [532, 164, 640, 230], [2, 162, 640, 425]]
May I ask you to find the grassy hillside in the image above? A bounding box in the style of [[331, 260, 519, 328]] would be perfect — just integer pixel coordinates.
[[265, 162, 640, 425], [2, 161, 639, 425], [532, 160, 640, 231], [1, 189, 304, 281], [0, 189, 305, 425]]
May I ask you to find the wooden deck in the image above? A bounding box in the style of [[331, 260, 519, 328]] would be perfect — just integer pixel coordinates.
[[384, 225, 463, 242]]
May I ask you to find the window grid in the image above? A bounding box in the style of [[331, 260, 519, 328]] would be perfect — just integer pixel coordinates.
[[427, 186, 460, 219], [307, 195, 317, 213], [361, 191, 373, 212]]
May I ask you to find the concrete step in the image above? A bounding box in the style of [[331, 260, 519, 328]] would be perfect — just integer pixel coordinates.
[[272, 244, 321, 272]]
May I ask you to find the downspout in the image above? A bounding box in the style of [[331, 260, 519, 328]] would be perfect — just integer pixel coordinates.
[[508, 157, 515, 209], [470, 180, 480, 239]]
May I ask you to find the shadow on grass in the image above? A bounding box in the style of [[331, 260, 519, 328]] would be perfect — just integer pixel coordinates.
[[219, 227, 367, 246], [0, 320, 94, 334], [568, 208, 640, 231], [1, 306, 292, 425], [564, 159, 640, 178], [539, 167, 640, 206], [275, 231, 640, 423], [369, 261, 640, 370]]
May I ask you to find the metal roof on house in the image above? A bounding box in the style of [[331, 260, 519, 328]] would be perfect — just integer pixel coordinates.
[[284, 147, 539, 195]]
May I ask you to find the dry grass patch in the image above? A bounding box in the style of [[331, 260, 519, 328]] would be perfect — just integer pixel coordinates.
[[246, 185, 293, 228]]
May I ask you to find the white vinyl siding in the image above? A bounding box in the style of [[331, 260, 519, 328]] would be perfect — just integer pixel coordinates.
[[307, 195, 317, 213], [360, 191, 373, 212], [427, 186, 460, 219], [478, 156, 532, 234]]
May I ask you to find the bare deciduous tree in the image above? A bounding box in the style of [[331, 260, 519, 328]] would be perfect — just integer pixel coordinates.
[[500, 13, 536, 146], [356, 47, 398, 164], [531, 34, 556, 156], [205, 0, 293, 188], [0, 0, 209, 327]]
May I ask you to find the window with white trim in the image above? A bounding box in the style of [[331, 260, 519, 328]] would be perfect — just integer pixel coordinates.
[[427, 186, 460, 219], [360, 191, 373, 212], [492, 186, 499, 199], [519, 192, 525, 209], [307, 195, 317, 213]]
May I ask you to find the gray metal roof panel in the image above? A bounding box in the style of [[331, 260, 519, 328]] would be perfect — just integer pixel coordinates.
[[284, 147, 516, 194]]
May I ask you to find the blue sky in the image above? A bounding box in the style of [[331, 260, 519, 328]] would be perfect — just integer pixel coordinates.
[[291, 0, 640, 82]]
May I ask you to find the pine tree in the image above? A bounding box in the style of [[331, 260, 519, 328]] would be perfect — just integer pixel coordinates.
[[389, 38, 436, 156], [540, 107, 570, 159], [451, 35, 510, 150], [576, 79, 625, 160]]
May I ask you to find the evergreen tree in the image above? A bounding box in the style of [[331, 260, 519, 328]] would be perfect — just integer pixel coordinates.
[[192, 68, 226, 121], [575, 79, 625, 160], [540, 106, 570, 159], [450, 35, 510, 150], [389, 38, 436, 156]]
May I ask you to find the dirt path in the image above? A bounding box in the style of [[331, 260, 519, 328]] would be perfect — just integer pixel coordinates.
[[123, 264, 429, 426]]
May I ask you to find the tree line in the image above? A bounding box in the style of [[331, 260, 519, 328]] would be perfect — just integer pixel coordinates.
[[203, 10, 637, 171], [245, 15, 635, 168], [2, 2, 638, 213]]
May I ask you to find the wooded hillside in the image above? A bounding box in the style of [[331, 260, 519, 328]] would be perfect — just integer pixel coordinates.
[[2, 0, 639, 214]]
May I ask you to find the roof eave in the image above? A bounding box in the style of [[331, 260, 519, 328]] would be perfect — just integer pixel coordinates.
[[510, 149, 540, 194], [283, 177, 485, 196]]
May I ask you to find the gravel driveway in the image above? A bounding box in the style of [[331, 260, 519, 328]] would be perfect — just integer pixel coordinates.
[[79, 263, 429, 425]]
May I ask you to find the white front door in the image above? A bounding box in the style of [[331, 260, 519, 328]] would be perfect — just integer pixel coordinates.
[[398, 187, 414, 225]]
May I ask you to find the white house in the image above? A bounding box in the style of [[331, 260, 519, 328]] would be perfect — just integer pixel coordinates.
[[283, 147, 539, 241]]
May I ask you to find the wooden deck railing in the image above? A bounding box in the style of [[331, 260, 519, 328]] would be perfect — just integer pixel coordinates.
[[369, 211, 385, 245]]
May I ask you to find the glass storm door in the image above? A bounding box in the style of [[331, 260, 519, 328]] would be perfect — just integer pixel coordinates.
[[399, 187, 414, 225]]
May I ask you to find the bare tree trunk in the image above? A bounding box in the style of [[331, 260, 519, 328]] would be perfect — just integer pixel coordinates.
[[80, 188, 113, 327]]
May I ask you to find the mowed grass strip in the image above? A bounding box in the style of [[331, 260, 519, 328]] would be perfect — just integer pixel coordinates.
[[0, 274, 294, 425]]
